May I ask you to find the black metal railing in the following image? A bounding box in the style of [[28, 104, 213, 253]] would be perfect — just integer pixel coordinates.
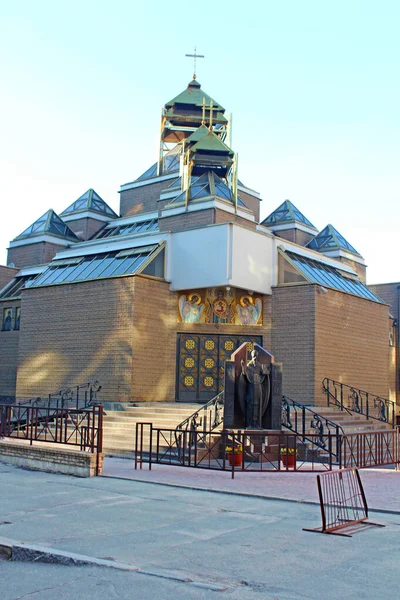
[[174, 392, 224, 458], [13, 381, 102, 411], [322, 378, 395, 427], [134, 424, 399, 477], [282, 395, 344, 460], [0, 404, 103, 455], [176, 391, 224, 434]]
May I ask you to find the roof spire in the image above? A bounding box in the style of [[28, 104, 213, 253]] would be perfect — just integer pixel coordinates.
[[185, 46, 205, 80]]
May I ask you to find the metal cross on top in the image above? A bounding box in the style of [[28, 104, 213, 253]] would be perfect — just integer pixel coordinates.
[[185, 47, 205, 80]]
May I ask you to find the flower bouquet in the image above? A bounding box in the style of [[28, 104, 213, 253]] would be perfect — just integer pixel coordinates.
[[225, 444, 243, 466], [280, 447, 297, 468]]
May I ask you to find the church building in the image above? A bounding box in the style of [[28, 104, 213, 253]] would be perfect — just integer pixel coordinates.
[[0, 76, 397, 412]]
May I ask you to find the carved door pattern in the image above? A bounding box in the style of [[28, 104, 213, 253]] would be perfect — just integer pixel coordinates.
[[177, 334, 262, 402]]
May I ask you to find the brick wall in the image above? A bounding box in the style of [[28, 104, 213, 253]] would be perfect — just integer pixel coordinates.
[[0, 299, 20, 400], [0, 266, 18, 291], [238, 190, 260, 222], [315, 288, 390, 403], [8, 242, 66, 268], [337, 256, 366, 282], [273, 228, 316, 246], [159, 209, 215, 232], [131, 277, 177, 401], [65, 217, 107, 240], [120, 180, 172, 217], [368, 282, 400, 311], [368, 282, 400, 404], [16, 277, 137, 402], [214, 209, 257, 230], [0, 441, 104, 477], [271, 285, 316, 403], [271, 284, 391, 405]]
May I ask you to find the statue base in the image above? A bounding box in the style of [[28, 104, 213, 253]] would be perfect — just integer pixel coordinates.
[[222, 429, 281, 463]]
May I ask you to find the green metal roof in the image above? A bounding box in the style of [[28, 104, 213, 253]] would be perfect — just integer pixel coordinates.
[[190, 130, 234, 155], [307, 224, 362, 257], [61, 189, 118, 218], [185, 124, 211, 144], [165, 80, 225, 112], [15, 210, 79, 242]]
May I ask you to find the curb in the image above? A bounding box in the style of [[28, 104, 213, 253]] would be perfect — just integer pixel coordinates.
[[0, 536, 228, 592]]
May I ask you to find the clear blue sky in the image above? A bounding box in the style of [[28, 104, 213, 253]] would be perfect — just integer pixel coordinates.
[[1, 0, 399, 283]]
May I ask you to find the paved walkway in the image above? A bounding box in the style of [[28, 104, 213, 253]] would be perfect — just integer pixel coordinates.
[[2, 461, 400, 600], [103, 457, 400, 513]]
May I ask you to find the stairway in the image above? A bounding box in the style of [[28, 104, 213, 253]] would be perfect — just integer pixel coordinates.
[[300, 405, 393, 435], [102, 403, 202, 456], [287, 403, 394, 465]]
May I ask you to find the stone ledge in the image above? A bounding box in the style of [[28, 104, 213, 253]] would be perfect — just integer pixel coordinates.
[[0, 440, 104, 477]]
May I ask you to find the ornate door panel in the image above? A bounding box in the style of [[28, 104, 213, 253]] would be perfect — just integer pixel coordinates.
[[177, 334, 200, 402], [177, 334, 262, 402]]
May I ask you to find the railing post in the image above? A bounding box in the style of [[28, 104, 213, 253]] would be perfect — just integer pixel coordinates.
[[302, 407, 306, 441], [366, 393, 369, 420]]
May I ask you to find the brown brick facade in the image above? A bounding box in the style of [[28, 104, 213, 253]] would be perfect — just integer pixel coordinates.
[[337, 256, 366, 282], [159, 208, 256, 233], [272, 285, 316, 404], [159, 209, 215, 232], [271, 284, 391, 405], [314, 288, 390, 403], [238, 190, 260, 222], [369, 282, 400, 405], [0, 266, 18, 291], [120, 179, 175, 217], [64, 217, 107, 240], [0, 299, 20, 400], [16, 278, 137, 402], [8, 242, 66, 268], [274, 228, 317, 246]]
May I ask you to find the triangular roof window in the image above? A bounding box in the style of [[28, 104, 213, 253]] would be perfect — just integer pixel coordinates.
[[262, 200, 316, 229], [136, 145, 181, 181], [61, 189, 117, 218], [170, 172, 246, 207], [307, 224, 361, 256], [15, 210, 79, 241]]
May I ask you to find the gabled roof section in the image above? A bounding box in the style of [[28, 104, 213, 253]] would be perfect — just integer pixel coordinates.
[[61, 189, 118, 218], [26, 243, 164, 288], [262, 200, 317, 229], [185, 124, 210, 145], [165, 80, 225, 112], [190, 129, 234, 156], [15, 210, 79, 242], [307, 224, 362, 257], [281, 249, 380, 303]]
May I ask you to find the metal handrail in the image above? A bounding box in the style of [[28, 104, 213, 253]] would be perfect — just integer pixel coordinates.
[[176, 391, 224, 434], [282, 395, 344, 459], [322, 378, 395, 427], [175, 392, 224, 456], [1, 381, 102, 412]]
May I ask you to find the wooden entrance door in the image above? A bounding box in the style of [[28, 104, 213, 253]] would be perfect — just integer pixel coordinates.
[[176, 333, 262, 402]]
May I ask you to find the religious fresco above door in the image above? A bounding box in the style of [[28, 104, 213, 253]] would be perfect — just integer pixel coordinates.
[[178, 288, 262, 326]]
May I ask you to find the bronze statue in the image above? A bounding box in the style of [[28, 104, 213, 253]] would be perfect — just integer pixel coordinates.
[[239, 349, 270, 428]]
